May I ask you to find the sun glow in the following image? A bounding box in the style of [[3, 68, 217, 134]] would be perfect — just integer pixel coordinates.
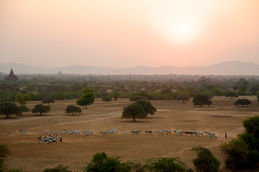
[[147, 0, 217, 43]]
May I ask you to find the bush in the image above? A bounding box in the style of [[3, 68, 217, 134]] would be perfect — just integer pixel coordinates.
[[221, 139, 258, 171], [102, 96, 112, 102], [144, 157, 187, 172], [234, 99, 251, 107], [43, 165, 71, 172], [42, 97, 55, 105], [192, 146, 220, 172], [0, 144, 9, 170], [243, 116, 259, 137], [193, 95, 212, 107], [85, 152, 130, 172]]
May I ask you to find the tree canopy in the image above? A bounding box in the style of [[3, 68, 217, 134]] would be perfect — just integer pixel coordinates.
[[43, 165, 71, 172], [19, 105, 30, 115], [136, 100, 156, 115], [31, 104, 50, 115], [0, 102, 20, 118], [15, 93, 31, 105], [77, 88, 95, 108], [122, 103, 146, 122], [42, 97, 55, 105], [192, 146, 220, 172], [85, 152, 130, 172], [144, 157, 188, 172], [193, 95, 212, 107], [221, 116, 259, 171], [66, 105, 82, 115], [225, 91, 239, 99], [234, 99, 251, 107]]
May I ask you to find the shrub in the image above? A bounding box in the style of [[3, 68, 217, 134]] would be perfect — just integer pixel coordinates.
[[144, 157, 187, 172], [42, 97, 55, 105], [193, 95, 212, 107], [221, 139, 258, 171], [234, 99, 251, 107], [85, 152, 130, 172], [0, 144, 9, 170], [43, 165, 71, 172], [192, 146, 220, 172], [102, 96, 112, 102]]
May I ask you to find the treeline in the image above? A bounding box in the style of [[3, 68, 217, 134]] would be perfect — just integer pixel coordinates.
[[1, 76, 259, 102]]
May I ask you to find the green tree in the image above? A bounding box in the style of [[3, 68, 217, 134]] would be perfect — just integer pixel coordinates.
[[77, 88, 95, 108], [112, 92, 120, 101], [192, 146, 220, 172], [234, 99, 251, 107], [122, 103, 146, 122], [225, 91, 239, 99], [43, 165, 71, 172], [31, 104, 50, 115], [19, 105, 30, 115], [102, 95, 112, 102], [0, 144, 9, 171], [243, 116, 259, 138], [15, 93, 31, 105], [0, 102, 20, 118], [173, 91, 191, 103], [65, 105, 82, 115], [221, 139, 258, 171], [85, 152, 130, 172], [42, 97, 55, 105], [144, 157, 187, 172], [136, 100, 156, 116], [193, 94, 212, 107]]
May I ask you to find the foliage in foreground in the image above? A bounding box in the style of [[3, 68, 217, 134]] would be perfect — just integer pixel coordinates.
[[144, 157, 191, 172], [0, 144, 9, 170], [85, 152, 130, 172], [221, 116, 259, 171], [192, 146, 220, 172], [43, 165, 71, 172]]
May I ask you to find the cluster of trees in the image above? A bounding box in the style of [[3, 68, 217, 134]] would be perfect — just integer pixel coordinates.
[[221, 116, 259, 171], [0, 146, 220, 172], [0, 87, 96, 118], [2, 75, 259, 103]]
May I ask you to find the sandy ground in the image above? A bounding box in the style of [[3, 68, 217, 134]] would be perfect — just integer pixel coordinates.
[[0, 97, 259, 172]]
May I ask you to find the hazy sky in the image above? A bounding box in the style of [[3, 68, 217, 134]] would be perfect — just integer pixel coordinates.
[[1, 0, 259, 67]]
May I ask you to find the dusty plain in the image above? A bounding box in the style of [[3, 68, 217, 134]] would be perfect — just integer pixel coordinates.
[[0, 97, 259, 172]]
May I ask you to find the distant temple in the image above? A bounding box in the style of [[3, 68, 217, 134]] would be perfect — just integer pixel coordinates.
[[4, 68, 18, 81]]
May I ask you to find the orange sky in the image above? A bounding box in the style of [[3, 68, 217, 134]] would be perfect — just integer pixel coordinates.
[[1, 0, 259, 67]]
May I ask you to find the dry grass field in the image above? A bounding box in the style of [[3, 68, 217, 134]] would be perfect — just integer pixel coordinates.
[[1, 97, 259, 172]]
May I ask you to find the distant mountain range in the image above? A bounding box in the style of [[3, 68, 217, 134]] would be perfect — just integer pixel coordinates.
[[1, 61, 259, 75]]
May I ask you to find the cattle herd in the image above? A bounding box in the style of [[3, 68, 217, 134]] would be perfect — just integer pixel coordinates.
[[35, 129, 217, 144]]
